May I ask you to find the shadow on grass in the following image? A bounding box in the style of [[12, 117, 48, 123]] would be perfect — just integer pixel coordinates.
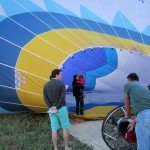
[[0, 112, 93, 150]]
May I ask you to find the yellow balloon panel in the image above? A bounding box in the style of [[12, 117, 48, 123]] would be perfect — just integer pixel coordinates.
[[16, 50, 58, 78], [17, 90, 47, 112], [18, 72, 47, 94]]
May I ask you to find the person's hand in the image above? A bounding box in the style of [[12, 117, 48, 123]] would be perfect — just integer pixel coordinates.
[[49, 107, 57, 114], [127, 122, 134, 132]]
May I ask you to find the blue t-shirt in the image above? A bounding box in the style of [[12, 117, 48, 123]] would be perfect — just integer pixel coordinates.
[[124, 81, 150, 114]]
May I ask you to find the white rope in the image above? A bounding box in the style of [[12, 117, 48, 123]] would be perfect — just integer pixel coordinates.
[[2, 3, 147, 88], [0, 100, 47, 108], [49, 0, 107, 46], [6, 15, 69, 55], [81, 6, 117, 48], [0, 36, 119, 78], [114, 1, 140, 52], [1, 1, 118, 74], [14, 0, 91, 49], [0, 84, 42, 96], [0, 62, 48, 81], [0, 37, 59, 67], [44, 5, 100, 46], [0, 99, 85, 112], [97, 2, 130, 50], [1, 37, 118, 82], [134, 0, 149, 55], [1, 15, 117, 75]]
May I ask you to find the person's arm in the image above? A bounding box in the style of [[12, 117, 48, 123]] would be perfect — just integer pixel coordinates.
[[124, 94, 131, 118], [43, 86, 51, 108], [56, 83, 66, 109], [127, 117, 136, 132], [124, 83, 131, 118]]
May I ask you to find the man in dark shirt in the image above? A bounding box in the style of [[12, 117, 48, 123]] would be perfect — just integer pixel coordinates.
[[43, 69, 70, 150]]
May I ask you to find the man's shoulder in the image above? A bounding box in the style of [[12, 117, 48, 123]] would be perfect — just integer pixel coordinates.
[[124, 82, 132, 90], [124, 82, 130, 87], [53, 79, 65, 85], [125, 81, 140, 88], [125, 81, 137, 86], [44, 80, 51, 86], [59, 80, 65, 85], [45, 79, 65, 86], [130, 81, 139, 86]]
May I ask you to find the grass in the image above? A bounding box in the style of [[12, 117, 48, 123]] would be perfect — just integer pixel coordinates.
[[0, 113, 93, 150]]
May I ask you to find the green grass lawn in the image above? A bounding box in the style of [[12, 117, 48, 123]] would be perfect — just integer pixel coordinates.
[[0, 113, 93, 150]]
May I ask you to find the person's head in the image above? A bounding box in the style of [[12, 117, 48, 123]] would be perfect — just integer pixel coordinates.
[[73, 75, 78, 80], [78, 75, 84, 79], [50, 69, 62, 80], [127, 73, 139, 82]]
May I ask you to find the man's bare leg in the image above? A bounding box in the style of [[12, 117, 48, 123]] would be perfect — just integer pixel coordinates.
[[52, 130, 58, 150], [63, 129, 70, 150]]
